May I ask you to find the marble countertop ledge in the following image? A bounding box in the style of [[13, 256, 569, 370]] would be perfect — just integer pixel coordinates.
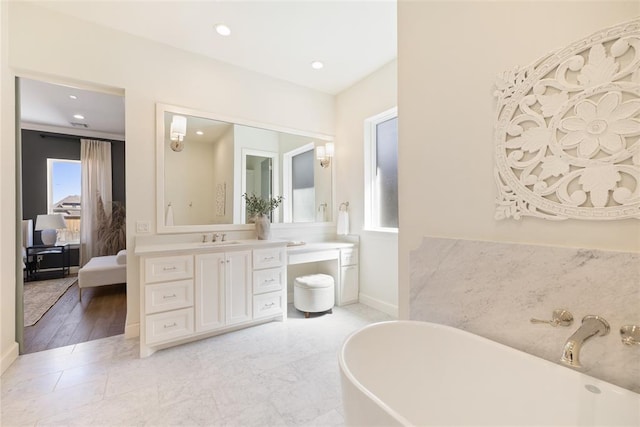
[[134, 239, 356, 256], [134, 238, 288, 255]]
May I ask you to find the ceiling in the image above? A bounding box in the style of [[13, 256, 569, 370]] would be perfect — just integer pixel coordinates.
[[21, 1, 397, 139]]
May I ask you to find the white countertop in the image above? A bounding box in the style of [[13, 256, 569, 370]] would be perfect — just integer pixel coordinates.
[[285, 241, 355, 253], [134, 238, 288, 255], [134, 239, 356, 256]]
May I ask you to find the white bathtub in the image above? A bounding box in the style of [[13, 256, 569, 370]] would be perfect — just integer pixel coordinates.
[[339, 321, 640, 426]]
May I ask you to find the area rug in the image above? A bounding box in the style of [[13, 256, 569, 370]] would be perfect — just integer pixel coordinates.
[[23, 277, 77, 327]]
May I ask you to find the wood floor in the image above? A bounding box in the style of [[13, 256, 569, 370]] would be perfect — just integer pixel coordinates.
[[22, 279, 127, 355]]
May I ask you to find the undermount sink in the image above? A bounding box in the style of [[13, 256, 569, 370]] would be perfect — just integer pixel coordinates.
[[200, 240, 241, 246]]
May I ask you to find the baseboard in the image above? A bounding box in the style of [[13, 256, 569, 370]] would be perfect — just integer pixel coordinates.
[[1, 341, 19, 374], [358, 293, 398, 318], [124, 322, 139, 339]]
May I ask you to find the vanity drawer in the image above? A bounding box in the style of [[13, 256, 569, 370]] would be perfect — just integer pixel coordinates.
[[145, 255, 193, 283], [253, 267, 284, 294], [253, 292, 283, 319], [145, 308, 194, 345], [145, 279, 193, 314], [340, 248, 358, 266], [253, 248, 285, 269]]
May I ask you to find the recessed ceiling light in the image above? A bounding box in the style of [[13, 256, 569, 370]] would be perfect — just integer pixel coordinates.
[[69, 95, 77, 100], [196, 131, 204, 136], [215, 24, 231, 36], [73, 114, 85, 120], [311, 61, 324, 70]]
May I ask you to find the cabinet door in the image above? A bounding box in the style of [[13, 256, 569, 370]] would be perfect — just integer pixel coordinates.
[[195, 253, 225, 332], [226, 250, 252, 325], [340, 265, 359, 305]]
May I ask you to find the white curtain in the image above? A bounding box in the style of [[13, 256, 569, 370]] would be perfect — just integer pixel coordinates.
[[80, 139, 112, 266]]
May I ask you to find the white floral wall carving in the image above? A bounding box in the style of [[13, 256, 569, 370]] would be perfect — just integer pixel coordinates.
[[494, 19, 640, 221]]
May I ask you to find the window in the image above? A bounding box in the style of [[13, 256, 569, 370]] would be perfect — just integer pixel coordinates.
[[283, 143, 316, 223], [364, 107, 398, 231], [47, 159, 81, 243]]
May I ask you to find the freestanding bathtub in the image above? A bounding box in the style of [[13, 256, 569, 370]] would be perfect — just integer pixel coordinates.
[[339, 321, 640, 426]]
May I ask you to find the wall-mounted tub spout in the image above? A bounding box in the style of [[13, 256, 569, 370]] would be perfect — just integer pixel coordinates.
[[561, 315, 609, 368]]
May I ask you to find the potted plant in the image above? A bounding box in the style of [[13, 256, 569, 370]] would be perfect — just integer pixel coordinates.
[[242, 193, 284, 240]]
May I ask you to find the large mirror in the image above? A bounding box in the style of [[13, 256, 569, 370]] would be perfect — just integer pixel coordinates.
[[156, 103, 334, 233]]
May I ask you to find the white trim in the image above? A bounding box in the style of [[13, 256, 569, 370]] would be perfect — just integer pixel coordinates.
[[358, 293, 398, 318], [1, 341, 19, 374], [124, 322, 139, 339], [364, 106, 398, 231]]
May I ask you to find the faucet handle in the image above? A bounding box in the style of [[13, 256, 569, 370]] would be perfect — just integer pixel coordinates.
[[530, 309, 574, 327], [620, 325, 640, 345]]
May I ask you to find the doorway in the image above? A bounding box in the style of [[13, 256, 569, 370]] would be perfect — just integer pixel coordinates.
[[17, 76, 127, 354]]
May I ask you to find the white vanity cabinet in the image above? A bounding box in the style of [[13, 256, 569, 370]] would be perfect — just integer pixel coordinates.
[[224, 250, 252, 325], [195, 250, 252, 332], [194, 252, 225, 332], [143, 255, 195, 347], [339, 248, 359, 305], [137, 240, 287, 357], [286, 241, 359, 307], [252, 247, 286, 319]]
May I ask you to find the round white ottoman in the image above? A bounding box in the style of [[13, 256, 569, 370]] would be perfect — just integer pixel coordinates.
[[294, 274, 335, 318]]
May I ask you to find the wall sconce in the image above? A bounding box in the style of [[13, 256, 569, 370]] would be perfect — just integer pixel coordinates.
[[35, 214, 66, 246], [170, 115, 187, 152], [316, 142, 334, 168]]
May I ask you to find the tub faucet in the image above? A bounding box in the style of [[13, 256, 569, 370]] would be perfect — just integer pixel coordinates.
[[561, 315, 609, 368]]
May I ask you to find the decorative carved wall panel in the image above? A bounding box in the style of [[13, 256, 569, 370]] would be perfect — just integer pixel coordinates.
[[494, 19, 640, 221]]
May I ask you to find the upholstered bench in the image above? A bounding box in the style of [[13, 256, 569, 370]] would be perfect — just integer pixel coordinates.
[[77, 250, 127, 301]]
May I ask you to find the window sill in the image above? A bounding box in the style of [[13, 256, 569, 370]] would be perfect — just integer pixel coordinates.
[[363, 227, 398, 234]]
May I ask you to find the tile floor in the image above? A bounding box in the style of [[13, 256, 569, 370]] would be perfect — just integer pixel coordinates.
[[1, 303, 393, 426]]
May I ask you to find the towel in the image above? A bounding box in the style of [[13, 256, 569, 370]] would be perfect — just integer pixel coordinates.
[[166, 204, 174, 226], [337, 210, 349, 235]]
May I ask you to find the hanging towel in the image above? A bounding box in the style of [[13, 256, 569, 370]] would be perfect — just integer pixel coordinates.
[[166, 204, 174, 226], [337, 210, 349, 235]]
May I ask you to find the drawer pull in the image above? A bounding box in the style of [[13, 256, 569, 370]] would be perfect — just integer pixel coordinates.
[[263, 302, 276, 308], [263, 256, 275, 261], [162, 294, 177, 299], [163, 322, 178, 329], [264, 278, 276, 283], [163, 266, 177, 271]]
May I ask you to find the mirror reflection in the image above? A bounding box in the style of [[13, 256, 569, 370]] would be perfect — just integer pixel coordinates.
[[158, 104, 333, 231]]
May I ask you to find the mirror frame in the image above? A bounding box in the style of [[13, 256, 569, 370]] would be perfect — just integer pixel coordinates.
[[156, 103, 335, 234]]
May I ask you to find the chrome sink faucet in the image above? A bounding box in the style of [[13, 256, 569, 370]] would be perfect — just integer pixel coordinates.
[[561, 315, 609, 368]]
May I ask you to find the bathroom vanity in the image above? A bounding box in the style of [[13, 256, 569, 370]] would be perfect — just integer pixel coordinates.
[[135, 238, 359, 357], [287, 242, 359, 306], [135, 239, 288, 357]]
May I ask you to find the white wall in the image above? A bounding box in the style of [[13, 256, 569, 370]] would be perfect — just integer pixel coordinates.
[[212, 127, 235, 224], [397, 1, 640, 319], [1, 2, 334, 369], [0, 0, 20, 372], [335, 60, 398, 316], [164, 138, 216, 225]]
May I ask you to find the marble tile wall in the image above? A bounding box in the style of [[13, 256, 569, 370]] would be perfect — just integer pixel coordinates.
[[409, 237, 639, 393]]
